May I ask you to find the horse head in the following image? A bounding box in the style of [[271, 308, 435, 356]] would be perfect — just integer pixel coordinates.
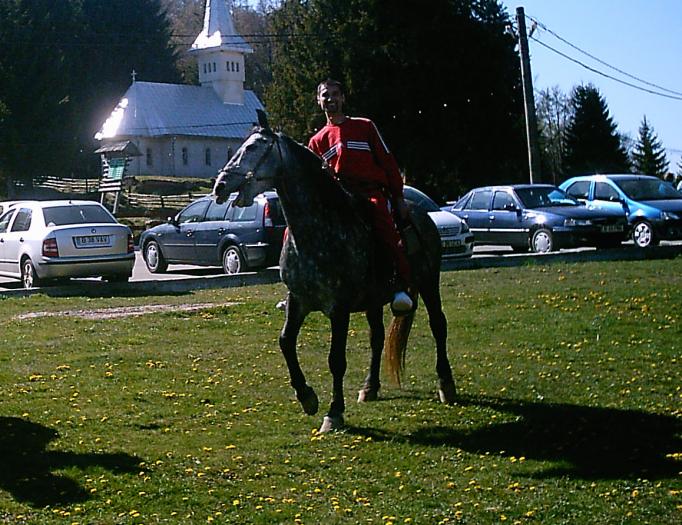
[[213, 110, 282, 207]]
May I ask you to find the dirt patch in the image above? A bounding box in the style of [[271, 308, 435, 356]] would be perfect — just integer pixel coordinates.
[[13, 302, 237, 321]]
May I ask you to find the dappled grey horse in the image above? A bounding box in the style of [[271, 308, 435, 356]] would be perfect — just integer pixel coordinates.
[[213, 112, 456, 432]]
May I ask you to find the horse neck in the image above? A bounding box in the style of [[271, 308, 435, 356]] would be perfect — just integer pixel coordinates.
[[275, 137, 356, 239]]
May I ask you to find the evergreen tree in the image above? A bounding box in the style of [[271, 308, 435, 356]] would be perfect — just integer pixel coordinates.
[[631, 116, 669, 177], [265, 0, 527, 200], [561, 84, 630, 178], [0, 0, 180, 190]]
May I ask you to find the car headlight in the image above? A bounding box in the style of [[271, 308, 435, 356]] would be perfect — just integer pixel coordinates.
[[564, 218, 593, 226], [661, 211, 680, 220]]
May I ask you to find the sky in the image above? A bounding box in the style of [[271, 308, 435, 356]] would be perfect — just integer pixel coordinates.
[[499, 0, 682, 171]]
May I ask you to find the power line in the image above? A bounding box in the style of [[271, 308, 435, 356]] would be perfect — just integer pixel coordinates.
[[529, 36, 682, 102], [527, 15, 682, 98]]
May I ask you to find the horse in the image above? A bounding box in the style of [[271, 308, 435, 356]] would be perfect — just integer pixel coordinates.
[[213, 112, 456, 433]]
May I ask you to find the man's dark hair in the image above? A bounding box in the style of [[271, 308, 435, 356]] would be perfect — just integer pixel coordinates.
[[317, 78, 344, 96]]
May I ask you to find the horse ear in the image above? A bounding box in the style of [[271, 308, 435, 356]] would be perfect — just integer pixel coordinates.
[[256, 109, 270, 130]]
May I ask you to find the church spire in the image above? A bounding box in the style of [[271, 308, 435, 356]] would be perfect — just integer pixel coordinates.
[[190, 0, 253, 104]]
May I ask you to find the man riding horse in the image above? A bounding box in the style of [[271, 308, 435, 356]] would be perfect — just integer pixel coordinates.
[[308, 79, 414, 314]]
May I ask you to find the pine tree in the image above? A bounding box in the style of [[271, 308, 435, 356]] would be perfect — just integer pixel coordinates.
[[561, 84, 630, 178], [631, 116, 669, 177]]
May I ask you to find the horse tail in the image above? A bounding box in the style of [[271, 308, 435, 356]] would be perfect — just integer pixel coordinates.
[[384, 294, 418, 387]]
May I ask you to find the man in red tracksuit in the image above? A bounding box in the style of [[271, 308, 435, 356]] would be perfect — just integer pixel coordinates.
[[308, 78, 413, 313]]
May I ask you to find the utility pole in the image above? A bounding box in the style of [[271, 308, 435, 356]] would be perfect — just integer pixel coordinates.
[[516, 6, 541, 183]]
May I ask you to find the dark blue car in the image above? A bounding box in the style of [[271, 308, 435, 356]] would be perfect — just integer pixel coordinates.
[[560, 174, 682, 248], [442, 184, 629, 253], [139, 191, 285, 274]]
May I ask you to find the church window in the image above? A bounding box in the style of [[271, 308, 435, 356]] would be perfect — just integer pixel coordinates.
[[236, 62, 240, 72], [231, 62, 235, 72], [213, 62, 217, 72], [182, 147, 188, 165], [203, 63, 207, 74], [205, 148, 212, 166], [146, 148, 153, 167]]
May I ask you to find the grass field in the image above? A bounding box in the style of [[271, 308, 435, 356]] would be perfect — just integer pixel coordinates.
[[0, 258, 680, 524]]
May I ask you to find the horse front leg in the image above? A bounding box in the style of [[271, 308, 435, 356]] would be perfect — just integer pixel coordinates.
[[280, 294, 318, 415], [358, 305, 384, 402], [319, 309, 350, 433], [421, 281, 457, 404]]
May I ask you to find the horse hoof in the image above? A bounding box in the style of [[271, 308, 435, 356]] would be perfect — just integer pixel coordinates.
[[438, 382, 457, 405], [319, 415, 344, 433], [298, 386, 319, 415], [357, 387, 379, 402]]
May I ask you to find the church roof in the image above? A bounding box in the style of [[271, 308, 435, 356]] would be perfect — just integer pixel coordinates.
[[95, 81, 263, 140], [191, 0, 253, 54]]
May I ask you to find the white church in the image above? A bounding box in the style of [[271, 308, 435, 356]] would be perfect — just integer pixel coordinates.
[[95, 0, 264, 179]]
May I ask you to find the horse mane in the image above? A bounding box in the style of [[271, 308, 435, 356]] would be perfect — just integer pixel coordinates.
[[278, 133, 360, 211]]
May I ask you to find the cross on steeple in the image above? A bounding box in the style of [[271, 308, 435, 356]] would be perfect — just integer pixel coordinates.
[[131, 69, 137, 83]]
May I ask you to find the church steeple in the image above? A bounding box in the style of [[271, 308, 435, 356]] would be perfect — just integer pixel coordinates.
[[190, 0, 253, 104]]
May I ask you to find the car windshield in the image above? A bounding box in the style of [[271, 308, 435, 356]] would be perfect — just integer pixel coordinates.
[[404, 187, 440, 212], [515, 187, 579, 209], [43, 205, 116, 226], [613, 178, 682, 200]]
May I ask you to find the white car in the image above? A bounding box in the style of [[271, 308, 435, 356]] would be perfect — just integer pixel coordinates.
[[0, 200, 135, 288], [404, 186, 474, 259]]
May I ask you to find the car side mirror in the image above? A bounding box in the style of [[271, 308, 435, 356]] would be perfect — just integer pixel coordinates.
[[167, 216, 178, 226], [504, 203, 519, 212]]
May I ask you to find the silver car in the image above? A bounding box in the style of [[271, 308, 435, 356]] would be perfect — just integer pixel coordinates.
[[404, 186, 474, 258], [0, 200, 135, 288]]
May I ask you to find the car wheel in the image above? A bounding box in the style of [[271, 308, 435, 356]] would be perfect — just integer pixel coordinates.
[[632, 220, 657, 248], [531, 228, 554, 253], [144, 240, 168, 273], [21, 258, 41, 289], [222, 245, 245, 274]]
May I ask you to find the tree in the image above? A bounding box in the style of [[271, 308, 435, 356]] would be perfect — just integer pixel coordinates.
[[631, 116, 669, 177], [561, 84, 630, 178], [0, 0, 180, 191], [536, 85, 570, 184], [265, 0, 527, 200]]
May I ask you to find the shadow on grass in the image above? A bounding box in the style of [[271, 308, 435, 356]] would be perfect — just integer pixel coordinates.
[[348, 395, 682, 480], [0, 417, 142, 507]]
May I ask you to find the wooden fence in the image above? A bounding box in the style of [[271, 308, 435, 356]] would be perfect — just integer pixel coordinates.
[[29, 176, 207, 211]]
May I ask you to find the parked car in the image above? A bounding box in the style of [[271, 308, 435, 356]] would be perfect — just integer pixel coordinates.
[[0, 200, 135, 288], [442, 184, 629, 253], [139, 191, 285, 274], [0, 201, 22, 216], [560, 174, 682, 248], [404, 185, 474, 259]]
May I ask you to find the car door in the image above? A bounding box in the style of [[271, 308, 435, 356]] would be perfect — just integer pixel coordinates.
[[193, 198, 231, 264], [489, 190, 525, 245], [591, 181, 628, 216], [161, 200, 210, 262], [0, 208, 17, 274], [1, 207, 32, 277], [456, 190, 493, 243]]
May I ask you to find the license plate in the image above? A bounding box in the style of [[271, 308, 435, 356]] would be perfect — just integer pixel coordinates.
[[74, 234, 111, 248], [442, 239, 462, 248], [600, 225, 623, 233]]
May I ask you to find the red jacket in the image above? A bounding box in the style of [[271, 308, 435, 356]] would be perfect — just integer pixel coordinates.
[[308, 117, 403, 202]]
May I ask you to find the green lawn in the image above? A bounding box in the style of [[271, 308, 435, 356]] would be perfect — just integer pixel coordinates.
[[0, 258, 680, 524]]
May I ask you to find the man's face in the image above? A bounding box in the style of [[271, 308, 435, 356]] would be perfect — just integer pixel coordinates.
[[317, 84, 344, 115]]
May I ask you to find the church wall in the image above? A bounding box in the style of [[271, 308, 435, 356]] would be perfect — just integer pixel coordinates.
[[122, 136, 243, 179]]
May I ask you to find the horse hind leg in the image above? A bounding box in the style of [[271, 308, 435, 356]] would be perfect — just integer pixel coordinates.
[[358, 306, 384, 402], [420, 278, 457, 404], [279, 295, 318, 415]]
